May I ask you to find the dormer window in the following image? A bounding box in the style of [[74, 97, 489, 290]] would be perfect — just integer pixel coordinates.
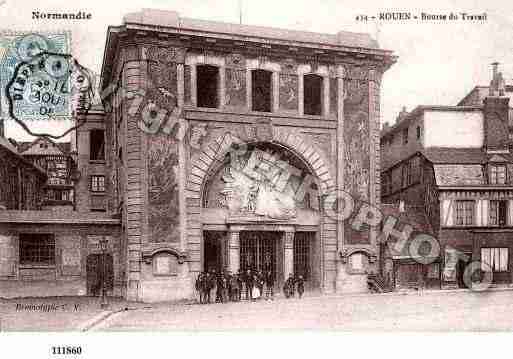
[[489, 164, 506, 185]]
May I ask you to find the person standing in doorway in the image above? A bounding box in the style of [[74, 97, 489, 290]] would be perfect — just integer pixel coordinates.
[[296, 275, 305, 299], [265, 270, 274, 300], [245, 269, 253, 300]]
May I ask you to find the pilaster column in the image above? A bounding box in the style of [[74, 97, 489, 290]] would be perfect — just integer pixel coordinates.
[[191, 65, 197, 106], [272, 71, 279, 112], [177, 64, 187, 253], [298, 74, 304, 115], [323, 76, 330, 117], [246, 69, 252, 111], [283, 231, 294, 279], [227, 231, 240, 274], [219, 66, 226, 108], [335, 65, 346, 293]]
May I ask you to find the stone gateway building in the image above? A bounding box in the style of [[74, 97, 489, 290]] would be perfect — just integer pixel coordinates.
[[99, 9, 395, 302]]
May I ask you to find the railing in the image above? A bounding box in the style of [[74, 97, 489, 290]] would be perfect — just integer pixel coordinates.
[[367, 273, 394, 293]]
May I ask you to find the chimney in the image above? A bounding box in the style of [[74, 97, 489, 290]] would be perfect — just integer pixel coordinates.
[[484, 62, 510, 151], [396, 106, 408, 123], [489, 62, 506, 97]]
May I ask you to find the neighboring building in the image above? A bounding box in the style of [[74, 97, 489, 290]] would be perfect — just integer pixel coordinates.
[[16, 137, 76, 211], [380, 64, 513, 289], [100, 9, 396, 302], [0, 131, 46, 211], [0, 108, 122, 298]]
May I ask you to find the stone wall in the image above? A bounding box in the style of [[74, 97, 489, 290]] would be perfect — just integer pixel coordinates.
[[0, 223, 121, 298]]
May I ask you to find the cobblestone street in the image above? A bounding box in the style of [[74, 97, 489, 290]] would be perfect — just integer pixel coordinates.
[[92, 290, 513, 331]]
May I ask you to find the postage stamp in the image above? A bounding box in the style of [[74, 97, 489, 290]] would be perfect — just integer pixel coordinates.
[[0, 31, 72, 119]]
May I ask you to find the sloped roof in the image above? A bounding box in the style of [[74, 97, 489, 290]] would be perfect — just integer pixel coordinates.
[[434, 164, 485, 186], [0, 137, 47, 176], [18, 137, 71, 156], [422, 147, 487, 164]]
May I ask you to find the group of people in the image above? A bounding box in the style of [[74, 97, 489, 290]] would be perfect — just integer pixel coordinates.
[[195, 268, 305, 304]]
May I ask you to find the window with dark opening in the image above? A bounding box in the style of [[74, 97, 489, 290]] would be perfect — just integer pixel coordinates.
[[252, 69, 272, 112], [489, 200, 508, 226], [19, 233, 55, 265], [304, 74, 323, 115], [90, 129, 105, 161], [196, 65, 219, 108]]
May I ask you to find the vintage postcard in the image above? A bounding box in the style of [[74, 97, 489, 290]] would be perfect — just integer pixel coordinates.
[[0, 0, 512, 357]]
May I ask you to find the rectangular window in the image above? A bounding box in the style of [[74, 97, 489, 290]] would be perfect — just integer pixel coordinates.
[[489, 200, 508, 226], [196, 64, 219, 108], [490, 165, 507, 185], [416, 125, 421, 140], [91, 175, 105, 192], [303, 74, 323, 115], [402, 128, 409, 145], [90, 129, 105, 161], [382, 172, 392, 195], [455, 200, 474, 226], [402, 162, 412, 187], [252, 69, 272, 112], [19, 234, 55, 265], [481, 248, 508, 272]]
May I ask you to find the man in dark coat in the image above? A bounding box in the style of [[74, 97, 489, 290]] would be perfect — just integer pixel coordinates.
[[264, 270, 274, 300], [206, 270, 216, 304], [284, 274, 295, 298], [245, 269, 253, 300], [296, 275, 305, 298], [237, 271, 244, 301], [216, 271, 224, 303]]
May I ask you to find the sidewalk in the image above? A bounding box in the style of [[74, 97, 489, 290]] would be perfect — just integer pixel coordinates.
[[0, 296, 143, 331], [3, 285, 513, 331]]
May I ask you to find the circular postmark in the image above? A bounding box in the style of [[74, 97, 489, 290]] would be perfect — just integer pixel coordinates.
[[6, 50, 94, 139]]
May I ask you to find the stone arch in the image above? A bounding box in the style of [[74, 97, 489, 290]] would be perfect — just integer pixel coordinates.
[[187, 128, 335, 201]]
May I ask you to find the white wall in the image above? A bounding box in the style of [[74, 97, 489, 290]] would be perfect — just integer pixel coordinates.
[[424, 110, 483, 148]]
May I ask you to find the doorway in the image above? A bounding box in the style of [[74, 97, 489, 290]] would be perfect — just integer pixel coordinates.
[[86, 253, 113, 296], [240, 231, 279, 277], [203, 231, 226, 273]]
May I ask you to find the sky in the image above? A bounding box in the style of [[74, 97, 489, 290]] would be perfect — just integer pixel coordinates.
[[1, 0, 513, 141]]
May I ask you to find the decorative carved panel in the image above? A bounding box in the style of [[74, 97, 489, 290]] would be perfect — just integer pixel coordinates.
[[204, 144, 320, 220], [225, 68, 246, 107], [279, 74, 298, 111], [343, 74, 371, 244], [148, 135, 180, 243]]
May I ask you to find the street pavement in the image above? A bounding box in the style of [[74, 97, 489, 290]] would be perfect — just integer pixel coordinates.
[[2, 290, 513, 331], [93, 289, 513, 331], [0, 296, 139, 331]]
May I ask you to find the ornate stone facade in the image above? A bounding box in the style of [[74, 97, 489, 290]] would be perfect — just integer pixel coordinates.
[[101, 9, 395, 302]]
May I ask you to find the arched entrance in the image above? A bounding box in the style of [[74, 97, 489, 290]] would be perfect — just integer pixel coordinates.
[[198, 140, 326, 288]]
